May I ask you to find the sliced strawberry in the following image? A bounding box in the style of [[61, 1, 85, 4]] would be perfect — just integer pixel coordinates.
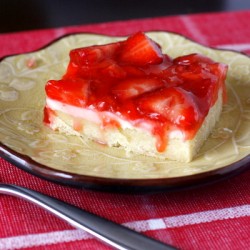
[[112, 77, 164, 100], [145, 55, 173, 76], [137, 87, 200, 128], [119, 32, 163, 66], [46, 78, 90, 107], [66, 59, 126, 80], [69, 42, 122, 67], [170, 54, 216, 84], [97, 59, 127, 79], [121, 65, 145, 77], [180, 62, 227, 111], [173, 53, 214, 66], [67, 42, 129, 81], [161, 54, 227, 104]]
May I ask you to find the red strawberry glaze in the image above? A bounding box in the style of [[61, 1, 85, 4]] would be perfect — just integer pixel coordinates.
[[45, 32, 228, 152]]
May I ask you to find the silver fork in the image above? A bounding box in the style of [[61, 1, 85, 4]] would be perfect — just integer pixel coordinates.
[[0, 183, 177, 250]]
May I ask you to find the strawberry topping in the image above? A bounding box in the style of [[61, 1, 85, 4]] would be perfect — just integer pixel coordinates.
[[118, 32, 163, 66], [112, 77, 164, 100], [46, 78, 90, 107], [137, 87, 200, 129], [45, 32, 228, 152]]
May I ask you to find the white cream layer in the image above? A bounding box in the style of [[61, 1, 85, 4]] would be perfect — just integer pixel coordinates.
[[46, 98, 185, 139]]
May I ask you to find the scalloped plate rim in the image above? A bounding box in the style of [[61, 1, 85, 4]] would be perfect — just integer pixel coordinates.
[[1, 142, 250, 192]]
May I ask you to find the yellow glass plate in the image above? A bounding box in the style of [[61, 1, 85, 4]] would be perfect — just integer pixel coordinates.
[[0, 32, 249, 191]]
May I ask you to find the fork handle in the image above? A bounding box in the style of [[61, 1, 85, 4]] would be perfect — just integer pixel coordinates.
[[0, 184, 176, 250]]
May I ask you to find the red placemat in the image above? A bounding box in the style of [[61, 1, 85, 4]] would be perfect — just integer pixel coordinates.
[[0, 10, 250, 250]]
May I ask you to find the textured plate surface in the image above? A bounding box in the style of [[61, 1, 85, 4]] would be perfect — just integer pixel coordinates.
[[0, 32, 250, 191]]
